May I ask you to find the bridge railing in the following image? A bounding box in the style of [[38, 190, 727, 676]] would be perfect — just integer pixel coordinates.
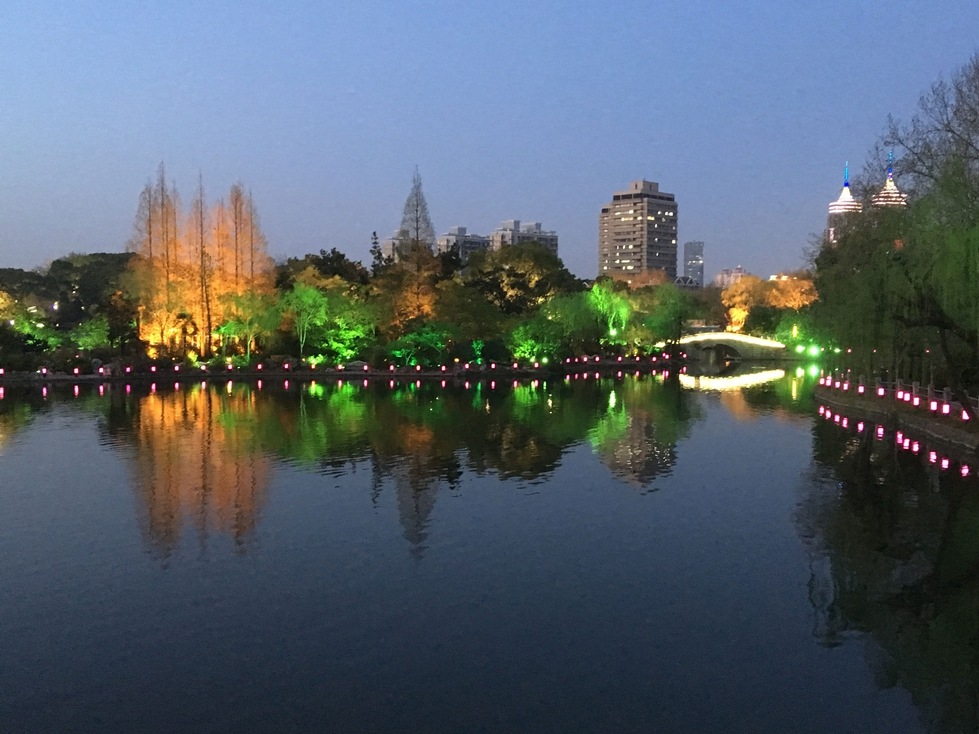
[[817, 372, 979, 423]]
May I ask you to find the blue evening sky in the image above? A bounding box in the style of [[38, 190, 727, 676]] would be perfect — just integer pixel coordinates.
[[2, 1, 978, 280]]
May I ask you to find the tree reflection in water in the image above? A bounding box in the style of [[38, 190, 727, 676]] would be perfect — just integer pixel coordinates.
[[38, 376, 701, 557], [800, 419, 979, 733]]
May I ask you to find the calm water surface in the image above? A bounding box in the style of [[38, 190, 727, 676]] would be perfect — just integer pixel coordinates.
[[0, 374, 972, 732]]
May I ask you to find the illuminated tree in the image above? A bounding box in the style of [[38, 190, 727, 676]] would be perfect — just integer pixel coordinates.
[[541, 292, 603, 354], [281, 283, 328, 357], [588, 279, 632, 339], [372, 245, 440, 333], [191, 174, 214, 358], [229, 183, 247, 290], [217, 292, 280, 359], [387, 323, 450, 365], [721, 276, 766, 331], [68, 315, 110, 350], [507, 314, 563, 362], [126, 170, 274, 358], [767, 277, 817, 311], [464, 242, 582, 315]]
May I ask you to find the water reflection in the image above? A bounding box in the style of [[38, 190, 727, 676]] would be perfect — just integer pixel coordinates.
[[0, 370, 823, 563], [0, 376, 715, 553], [800, 417, 979, 733], [120, 386, 271, 558], [589, 378, 698, 489]]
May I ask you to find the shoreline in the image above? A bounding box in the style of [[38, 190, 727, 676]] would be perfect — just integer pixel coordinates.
[[813, 385, 979, 455]]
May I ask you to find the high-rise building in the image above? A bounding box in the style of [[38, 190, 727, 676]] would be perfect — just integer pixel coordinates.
[[827, 156, 907, 244], [489, 220, 558, 255], [683, 241, 704, 287], [436, 226, 490, 262], [871, 151, 908, 208], [826, 162, 863, 244], [599, 180, 678, 282]]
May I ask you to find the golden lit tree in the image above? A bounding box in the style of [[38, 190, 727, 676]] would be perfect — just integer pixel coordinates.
[[767, 277, 817, 311], [127, 169, 275, 359], [721, 275, 766, 331]]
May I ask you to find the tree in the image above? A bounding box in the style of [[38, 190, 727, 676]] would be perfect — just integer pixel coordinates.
[[885, 54, 979, 203], [279, 248, 370, 288], [192, 174, 214, 358], [463, 242, 582, 315], [229, 183, 247, 290], [397, 168, 436, 255], [507, 314, 563, 362], [541, 291, 603, 354], [125, 170, 275, 359], [369, 231, 393, 275], [721, 276, 766, 331], [371, 244, 441, 333], [638, 284, 695, 347], [387, 323, 451, 366], [812, 55, 979, 393], [217, 292, 280, 359], [69, 315, 111, 351], [281, 284, 328, 358], [433, 279, 506, 346], [767, 277, 818, 311], [588, 279, 632, 340], [105, 289, 139, 353]]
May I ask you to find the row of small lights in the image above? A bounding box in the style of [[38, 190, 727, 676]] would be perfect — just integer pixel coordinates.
[[0, 368, 671, 402], [818, 404, 971, 477], [5, 354, 683, 381], [818, 375, 972, 423]]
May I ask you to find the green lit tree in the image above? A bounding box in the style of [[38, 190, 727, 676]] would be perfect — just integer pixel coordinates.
[[281, 283, 328, 358], [217, 292, 281, 359]]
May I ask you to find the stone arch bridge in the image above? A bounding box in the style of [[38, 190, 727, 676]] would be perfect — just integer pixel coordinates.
[[678, 333, 786, 364]]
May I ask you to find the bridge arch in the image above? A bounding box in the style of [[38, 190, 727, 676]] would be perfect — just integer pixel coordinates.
[[678, 333, 786, 362]]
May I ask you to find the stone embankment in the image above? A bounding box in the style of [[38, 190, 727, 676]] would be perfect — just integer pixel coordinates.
[[814, 374, 979, 454]]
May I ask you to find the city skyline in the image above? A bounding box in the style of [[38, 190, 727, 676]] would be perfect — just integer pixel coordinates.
[[3, 2, 979, 279]]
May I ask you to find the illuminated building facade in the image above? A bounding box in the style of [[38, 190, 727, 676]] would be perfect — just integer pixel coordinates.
[[826, 162, 863, 244], [827, 156, 907, 244], [871, 152, 908, 208], [598, 180, 678, 282]]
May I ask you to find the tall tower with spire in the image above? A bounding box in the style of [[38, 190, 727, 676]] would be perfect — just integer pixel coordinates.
[[871, 151, 908, 208], [826, 162, 863, 244]]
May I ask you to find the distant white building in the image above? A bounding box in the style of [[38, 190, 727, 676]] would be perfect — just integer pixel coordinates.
[[379, 231, 400, 261], [436, 226, 490, 262], [714, 265, 750, 289], [489, 220, 558, 255]]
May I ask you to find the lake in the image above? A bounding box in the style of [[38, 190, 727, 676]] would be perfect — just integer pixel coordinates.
[[1, 372, 973, 733]]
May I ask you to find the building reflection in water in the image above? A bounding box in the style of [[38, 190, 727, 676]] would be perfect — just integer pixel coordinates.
[[589, 377, 696, 489]]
